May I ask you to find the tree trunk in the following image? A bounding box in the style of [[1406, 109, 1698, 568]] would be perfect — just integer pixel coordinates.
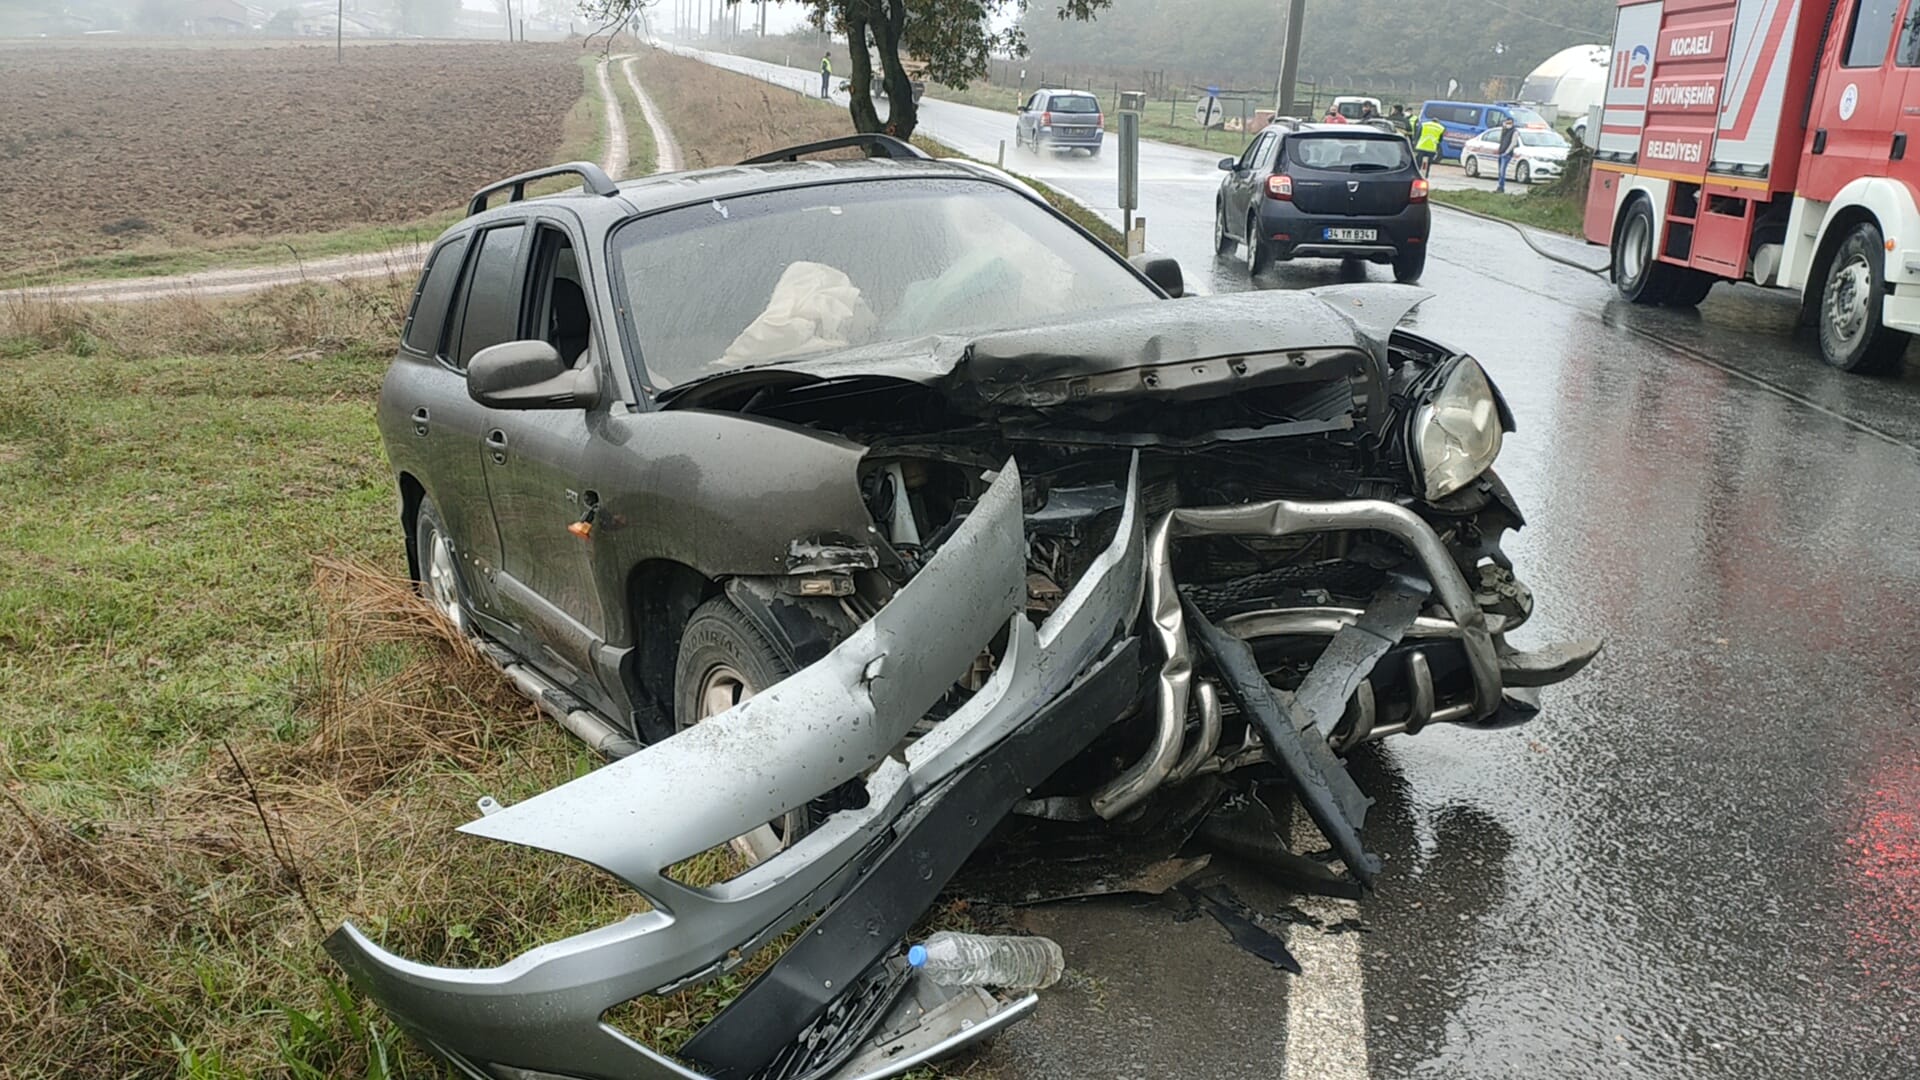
[[868, 0, 917, 140], [843, 13, 883, 134]]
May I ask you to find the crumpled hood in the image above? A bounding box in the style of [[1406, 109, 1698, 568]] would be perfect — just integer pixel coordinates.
[[656, 284, 1431, 411]]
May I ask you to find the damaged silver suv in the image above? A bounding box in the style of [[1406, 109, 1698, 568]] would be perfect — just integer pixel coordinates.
[[331, 135, 1598, 1080]]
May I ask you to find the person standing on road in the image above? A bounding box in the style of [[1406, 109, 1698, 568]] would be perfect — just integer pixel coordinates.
[[1415, 115, 1444, 176], [1495, 115, 1518, 192], [821, 53, 832, 99], [1388, 103, 1408, 133]]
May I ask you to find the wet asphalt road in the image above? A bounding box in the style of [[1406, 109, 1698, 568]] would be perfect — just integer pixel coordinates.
[[674, 47, 1920, 1080]]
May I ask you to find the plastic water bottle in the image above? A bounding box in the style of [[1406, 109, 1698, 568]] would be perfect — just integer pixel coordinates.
[[907, 931, 1065, 990]]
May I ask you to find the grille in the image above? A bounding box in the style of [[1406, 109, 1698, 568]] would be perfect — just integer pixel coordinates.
[[748, 959, 912, 1080], [1181, 559, 1390, 617]]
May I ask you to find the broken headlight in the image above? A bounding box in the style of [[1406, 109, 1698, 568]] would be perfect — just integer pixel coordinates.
[[1410, 358, 1502, 501]]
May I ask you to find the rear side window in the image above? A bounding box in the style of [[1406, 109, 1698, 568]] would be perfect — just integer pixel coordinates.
[[1289, 136, 1412, 170], [402, 234, 471, 355], [451, 224, 527, 368], [1049, 94, 1100, 113], [1845, 0, 1902, 66]]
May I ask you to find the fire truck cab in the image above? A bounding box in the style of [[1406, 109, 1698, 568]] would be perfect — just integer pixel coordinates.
[[1585, 0, 1920, 373]]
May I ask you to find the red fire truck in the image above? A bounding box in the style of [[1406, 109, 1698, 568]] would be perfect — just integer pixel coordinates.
[[1585, 0, 1920, 373]]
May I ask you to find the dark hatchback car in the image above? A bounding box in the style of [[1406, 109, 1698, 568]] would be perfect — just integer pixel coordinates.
[[327, 135, 1592, 1080], [1216, 124, 1430, 282]]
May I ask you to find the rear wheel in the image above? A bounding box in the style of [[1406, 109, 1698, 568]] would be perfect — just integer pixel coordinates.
[[1464, 154, 1479, 178], [673, 598, 806, 865], [1392, 246, 1427, 284], [1818, 221, 1912, 374], [1087, 144, 1101, 158], [1244, 212, 1270, 276], [1612, 198, 1667, 304]]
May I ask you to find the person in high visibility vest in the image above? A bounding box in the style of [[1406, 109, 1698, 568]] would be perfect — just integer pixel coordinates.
[[1415, 116, 1445, 177], [821, 54, 832, 99]]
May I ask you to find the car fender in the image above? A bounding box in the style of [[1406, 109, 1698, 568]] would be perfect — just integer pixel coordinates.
[[1782, 177, 1920, 291], [582, 409, 878, 593]]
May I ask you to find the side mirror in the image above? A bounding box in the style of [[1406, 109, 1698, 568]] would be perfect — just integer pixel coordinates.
[[1130, 254, 1185, 298], [1218, 156, 1238, 171], [467, 340, 600, 410]]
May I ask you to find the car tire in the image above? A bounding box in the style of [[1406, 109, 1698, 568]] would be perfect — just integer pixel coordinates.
[[1392, 247, 1427, 284], [1087, 145, 1101, 158], [1464, 154, 1479, 178], [1245, 212, 1270, 276], [1817, 221, 1912, 374], [673, 597, 808, 865], [1611, 198, 1670, 305], [413, 496, 470, 638], [1517, 160, 1532, 185], [1216, 201, 1236, 255]]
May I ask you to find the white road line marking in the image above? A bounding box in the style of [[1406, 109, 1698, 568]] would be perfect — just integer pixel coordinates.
[[1283, 811, 1371, 1080]]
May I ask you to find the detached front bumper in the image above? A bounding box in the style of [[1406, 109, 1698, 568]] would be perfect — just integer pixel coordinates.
[[327, 459, 1152, 1080], [329, 455, 1596, 1079]]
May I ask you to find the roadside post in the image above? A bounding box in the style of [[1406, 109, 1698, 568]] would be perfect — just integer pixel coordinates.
[[1118, 90, 1145, 256]]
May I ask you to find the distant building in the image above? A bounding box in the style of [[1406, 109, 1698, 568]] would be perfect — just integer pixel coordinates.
[[187, 0, 271, 33]]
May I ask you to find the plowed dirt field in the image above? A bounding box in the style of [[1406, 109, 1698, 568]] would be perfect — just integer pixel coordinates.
[[0, 42, 583, 278]]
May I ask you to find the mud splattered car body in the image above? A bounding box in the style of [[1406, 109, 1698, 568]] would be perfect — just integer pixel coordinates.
[[330, 137, 1597, 1079]]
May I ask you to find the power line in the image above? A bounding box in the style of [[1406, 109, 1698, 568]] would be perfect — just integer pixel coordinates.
[[1471, 0, 1609, 39]]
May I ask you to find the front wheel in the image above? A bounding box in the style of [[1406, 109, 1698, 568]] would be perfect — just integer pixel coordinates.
[[1464, 154, 1479, 178], [1818, 221, 1912, 374], [1516, 160, 1532, 185], [1215, 201, 1236, 255], [1392, 246, 1427, 284], [414, 497, 469, 637], [673, 598, 806, 865]]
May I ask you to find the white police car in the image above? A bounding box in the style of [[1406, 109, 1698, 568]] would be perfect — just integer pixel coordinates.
[[1461, 126, 1570, 185]]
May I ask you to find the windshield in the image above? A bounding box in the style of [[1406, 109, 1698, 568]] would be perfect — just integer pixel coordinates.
[[1049, 94, 1100, 113], [1288, 135, 1411, 171], [1520, 130, 1569, 148], [611, 177, 1154, 388]]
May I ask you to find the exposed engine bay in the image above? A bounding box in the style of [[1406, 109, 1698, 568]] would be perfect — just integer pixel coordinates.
[[327, 285, 1599, 1080]]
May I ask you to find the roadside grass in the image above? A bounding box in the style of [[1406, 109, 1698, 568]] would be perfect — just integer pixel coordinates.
[[608, 55, 660, 178], [0, 287, 753, 1077], [629, 46, 855, 168], [1, 50, 607, 291], [1430, 185, 1585, 237]]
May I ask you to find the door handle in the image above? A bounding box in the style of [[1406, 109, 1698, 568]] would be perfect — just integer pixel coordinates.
[[411, 407, 430, 437], [485, 429, 508, 465]]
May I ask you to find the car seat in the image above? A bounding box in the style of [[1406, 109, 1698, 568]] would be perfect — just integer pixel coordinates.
[[549, 277, 591, 366]]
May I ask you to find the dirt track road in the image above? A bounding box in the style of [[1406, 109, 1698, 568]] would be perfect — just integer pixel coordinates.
[[0, 54, 657, 306]]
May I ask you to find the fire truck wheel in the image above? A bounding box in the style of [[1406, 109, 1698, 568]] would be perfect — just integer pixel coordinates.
[[1818, 221, 1911, 374], [1611, 199, 1669, 305]]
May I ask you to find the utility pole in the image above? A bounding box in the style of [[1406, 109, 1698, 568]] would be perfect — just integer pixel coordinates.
[[1274, 0, 1306, 115], [334, 0, 342, 61]]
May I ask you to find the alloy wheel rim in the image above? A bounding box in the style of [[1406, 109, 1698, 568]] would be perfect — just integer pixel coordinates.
[[694, 664, 789, 865], [426, 528, 466, 635], [1826, 254, 1873, 347]]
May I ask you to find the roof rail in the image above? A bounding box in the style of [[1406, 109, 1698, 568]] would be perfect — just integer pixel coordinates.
[[739, 134, 930, 165], [468, 161, 619, 217]]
